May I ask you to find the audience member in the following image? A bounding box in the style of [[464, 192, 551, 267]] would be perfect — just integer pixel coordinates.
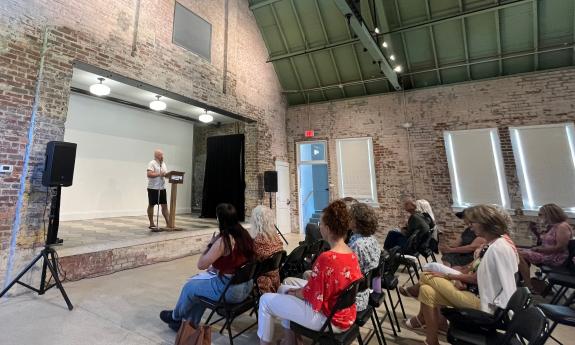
[[159, 203, 255, 330], [250, 205, 284, 294], [257, 200, 362, 345], [440, 210, 486, 267], [348, 203, 381, 312], [403, 205, 518, 345], [416, 199, 439, 253], [518, 203, 573, 292], [383, 198, 430, 250]]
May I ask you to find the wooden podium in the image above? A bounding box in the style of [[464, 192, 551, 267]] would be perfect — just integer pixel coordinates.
[[161, 171, 185, 231]]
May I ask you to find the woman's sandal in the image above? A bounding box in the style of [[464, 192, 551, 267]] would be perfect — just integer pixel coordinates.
[[399, 286, 417, 298], [404, 315, 426, 330]]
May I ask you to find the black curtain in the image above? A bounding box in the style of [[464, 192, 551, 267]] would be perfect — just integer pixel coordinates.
[[200, 134, 245, 221]]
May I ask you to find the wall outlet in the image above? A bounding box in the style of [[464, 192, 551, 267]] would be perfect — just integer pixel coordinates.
[[0, 165, 13, 173]]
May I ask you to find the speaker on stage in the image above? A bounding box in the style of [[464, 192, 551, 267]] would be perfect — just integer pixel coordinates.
[[264, 170, 278, 193], [42, 141, 77, 187]]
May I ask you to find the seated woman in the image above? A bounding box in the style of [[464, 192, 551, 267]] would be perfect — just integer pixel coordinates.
[[441, 210, 486, 267], [348, 203, 381, 312], [159, 203, 255, 330], [404, 205, 518, 345], [257, 200, 363, 345], [250, 205, 284, 294], [518, 203, 573, 292], [383, 198, 430, 250]]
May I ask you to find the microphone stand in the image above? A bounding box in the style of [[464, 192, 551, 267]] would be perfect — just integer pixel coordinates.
[[155, 160, 162, 231]]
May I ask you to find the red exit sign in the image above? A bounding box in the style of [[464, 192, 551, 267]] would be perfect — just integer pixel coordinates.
[[305, 130, 315, 138]]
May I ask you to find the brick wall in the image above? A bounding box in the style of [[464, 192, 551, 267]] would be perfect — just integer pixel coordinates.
[[286, 68, 575, 244], [0, 0, 287, 287]]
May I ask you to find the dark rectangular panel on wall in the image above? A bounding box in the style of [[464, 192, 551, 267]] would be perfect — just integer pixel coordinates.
[[173, 2, 212, 61]]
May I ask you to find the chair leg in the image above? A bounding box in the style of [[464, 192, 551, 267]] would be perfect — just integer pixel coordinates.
[[395, 287, 407, 319], [371, 312, 386, 345], [416, 256, 423, 271], [357, 334, 365, 345], [406, 265, 416, 285], [226, 316, 234, 345], [431, 252, 437, 262], [386, 289, 401, 333], [380, 297, 397, 337]]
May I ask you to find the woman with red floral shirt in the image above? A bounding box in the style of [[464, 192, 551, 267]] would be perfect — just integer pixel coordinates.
[[257, 200, 363, 345]]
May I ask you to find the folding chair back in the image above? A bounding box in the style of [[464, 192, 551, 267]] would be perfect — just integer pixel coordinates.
[[503, 307, 549, 345], [228, 261, 257, 286], [279, 243, 308, 280], [256, 250, 285, 278]]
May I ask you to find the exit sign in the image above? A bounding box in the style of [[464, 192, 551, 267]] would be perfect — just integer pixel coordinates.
[[305, 130, 315, 138]]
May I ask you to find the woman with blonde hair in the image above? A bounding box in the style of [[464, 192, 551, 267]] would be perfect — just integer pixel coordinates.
[[404, 204, 518, 345], [518, 203, 573, 292], [250, 205, 284, 294]]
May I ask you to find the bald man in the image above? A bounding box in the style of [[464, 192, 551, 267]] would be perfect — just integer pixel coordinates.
[[147, 149, 169, 230]]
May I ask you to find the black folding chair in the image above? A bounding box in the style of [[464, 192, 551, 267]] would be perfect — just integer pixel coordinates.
[[252, 250, 285, 310], [448, 306, 549, 345], [303, 239, 330, 270], [369, 251, 399, 338], [355, 270, 387, 345], [538, 300, 575, 345], [199, 262, 257, 345], [372, 246, 406, 335], [290, 279, 363, 345], [443, 287, 531, 335], [279, 243, 308, 281], [398, 234, 421, 283]]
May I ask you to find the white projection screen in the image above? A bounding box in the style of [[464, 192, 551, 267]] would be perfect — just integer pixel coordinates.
[[61, 93, 194, 221]]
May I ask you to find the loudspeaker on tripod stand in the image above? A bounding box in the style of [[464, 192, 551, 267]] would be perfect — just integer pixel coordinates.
[[264, 170, 278, 193]]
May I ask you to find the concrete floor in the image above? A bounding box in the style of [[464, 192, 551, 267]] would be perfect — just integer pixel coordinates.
[[0, 233, 571, 345]]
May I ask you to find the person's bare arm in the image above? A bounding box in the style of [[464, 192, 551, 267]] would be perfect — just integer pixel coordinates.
[[443, 237, 486, 254], [534, 224, 572, 254], [197, 237, 224, 270]]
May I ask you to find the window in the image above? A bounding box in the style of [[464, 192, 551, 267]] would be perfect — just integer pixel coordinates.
[[298, 142, 326, 163], [335, 138, 378, 203], [510, 123, 575, 213], [444, 128, 509, 208], [173, 2, 212, 61]]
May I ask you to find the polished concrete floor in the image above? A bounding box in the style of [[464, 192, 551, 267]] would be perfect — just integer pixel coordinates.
[[0, 233, 571, 345]]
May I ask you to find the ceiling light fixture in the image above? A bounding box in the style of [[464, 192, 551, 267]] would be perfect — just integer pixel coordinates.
[[394, 65, 403, 73], [382, 41, 388, 48], [149, 95, 167, 111], [390, 54, 396, 61], [199, 110, 214, 123], [374, 27, 380, 34], [89, 77, 110, 96]]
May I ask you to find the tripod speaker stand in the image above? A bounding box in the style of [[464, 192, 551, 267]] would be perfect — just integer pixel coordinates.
[[1, 141, 76, 310], [0, 186, 73, 310], [264, 170, 288, 245]]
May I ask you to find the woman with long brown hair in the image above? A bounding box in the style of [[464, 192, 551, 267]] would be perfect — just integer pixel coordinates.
[[518, 203, 573, 292]]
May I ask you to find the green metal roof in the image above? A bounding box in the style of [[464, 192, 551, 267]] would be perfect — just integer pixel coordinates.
[[249, 0, 575, 106]]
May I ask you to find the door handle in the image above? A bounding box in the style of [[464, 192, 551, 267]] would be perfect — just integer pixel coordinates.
[[286, 199, 291, 205]]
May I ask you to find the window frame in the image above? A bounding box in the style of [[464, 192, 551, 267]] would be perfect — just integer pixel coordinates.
[[443, 128, 510, 210], [509, 122, 575, 216], [172, 2, 212, 62], [335, 137, 378, 205]]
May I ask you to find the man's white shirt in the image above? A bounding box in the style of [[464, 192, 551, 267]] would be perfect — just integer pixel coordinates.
[[147, 160, 167, 190]]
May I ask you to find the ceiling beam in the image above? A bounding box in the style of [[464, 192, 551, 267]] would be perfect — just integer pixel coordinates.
[[289, 0, 327, 101], [458, 0, 472, 80], [494, 9, 503, 75], [533, 0, 539, 70], [313, 0, 346, 98], [424, 0, 442, 84], [249, 0, 283, 11], [269, 4, 306, 100], [333, 0, 401, 90], [282, 44, 575, 94], [267, 0, 531, 64]]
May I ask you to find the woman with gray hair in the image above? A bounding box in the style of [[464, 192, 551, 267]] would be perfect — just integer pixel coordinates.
[[250, 205, 284, 293]]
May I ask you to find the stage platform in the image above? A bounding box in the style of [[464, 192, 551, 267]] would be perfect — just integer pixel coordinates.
[[57, 214, 222, 281]]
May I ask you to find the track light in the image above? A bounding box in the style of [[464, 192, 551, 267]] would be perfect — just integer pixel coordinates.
[[89, 78, 110, 96], [199, 110, 214, 123], [382, 41, 388, 48], [149, 95, 166, 111], [394, 65, 403, 73], [390, 54, 396, 61], [374, 27, 380, 34]]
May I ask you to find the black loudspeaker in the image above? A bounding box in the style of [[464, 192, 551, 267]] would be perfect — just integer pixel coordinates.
[[263, 170, 278, 193], [42, 141, 77, 187]]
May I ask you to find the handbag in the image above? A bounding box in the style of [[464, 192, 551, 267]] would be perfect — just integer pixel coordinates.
[[174, 321, 211, 345]]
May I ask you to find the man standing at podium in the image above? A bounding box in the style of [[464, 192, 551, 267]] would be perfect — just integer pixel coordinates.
[[147, 149, 169, 231]]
